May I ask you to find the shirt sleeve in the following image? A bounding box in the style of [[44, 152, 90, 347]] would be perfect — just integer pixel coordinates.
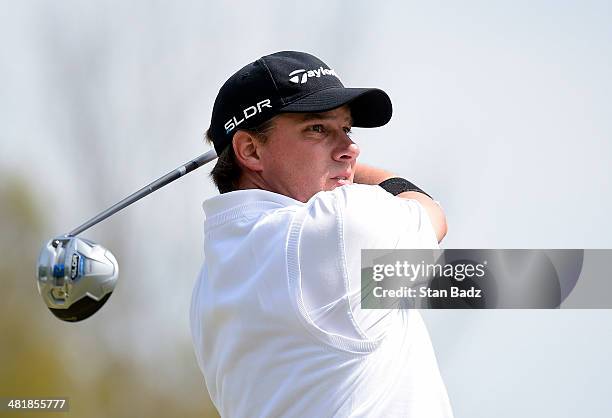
[[298, 184, 440, 342]]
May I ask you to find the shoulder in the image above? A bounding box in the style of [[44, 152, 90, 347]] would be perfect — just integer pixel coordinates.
[[296, 184, 435, 250], [297, 184, 389, 239], [307, 183, 392, 208], [305, 184, 429, 232]]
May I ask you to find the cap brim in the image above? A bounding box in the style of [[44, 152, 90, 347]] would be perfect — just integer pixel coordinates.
[[280, 87, 392, 128]]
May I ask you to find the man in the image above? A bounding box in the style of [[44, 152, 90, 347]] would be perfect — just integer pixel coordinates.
[[190, 51, 453, 417]]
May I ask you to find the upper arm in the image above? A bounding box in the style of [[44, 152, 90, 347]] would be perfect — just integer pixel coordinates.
[[337, 185, 440, 338], [297, 185, 439, 340]]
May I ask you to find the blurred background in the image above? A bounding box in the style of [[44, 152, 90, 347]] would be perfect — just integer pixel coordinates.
[[1, 1, 610, 417]]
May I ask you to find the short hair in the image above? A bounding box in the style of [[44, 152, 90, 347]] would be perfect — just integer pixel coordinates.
[[204, 118, 276, 194]]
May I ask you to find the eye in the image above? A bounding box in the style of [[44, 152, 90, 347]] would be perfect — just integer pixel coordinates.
[[343, 127, 353, 136], [310, 124, 325, 133]]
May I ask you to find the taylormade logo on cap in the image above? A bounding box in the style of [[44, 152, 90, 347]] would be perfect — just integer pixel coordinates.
[[289, 67, 339, 84]]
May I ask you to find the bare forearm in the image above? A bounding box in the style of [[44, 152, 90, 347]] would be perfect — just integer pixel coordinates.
[[353, 162, 396, 185]]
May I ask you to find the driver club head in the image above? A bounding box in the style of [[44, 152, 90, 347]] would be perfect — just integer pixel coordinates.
[[37, 236, 118, 322]]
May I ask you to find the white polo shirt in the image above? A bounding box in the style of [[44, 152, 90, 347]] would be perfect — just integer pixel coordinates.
[[190, 184, 453, 418]]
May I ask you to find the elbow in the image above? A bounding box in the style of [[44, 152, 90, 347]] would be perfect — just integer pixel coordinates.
[[436, 214, 448, 243], [401, 192, 448, 243], [430, 202, 448, 243]]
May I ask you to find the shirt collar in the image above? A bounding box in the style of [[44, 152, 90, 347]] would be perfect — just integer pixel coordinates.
[[203, 188, 302, 217]]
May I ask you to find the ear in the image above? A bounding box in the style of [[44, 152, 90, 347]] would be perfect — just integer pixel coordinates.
[[233, 130, 264, 172]]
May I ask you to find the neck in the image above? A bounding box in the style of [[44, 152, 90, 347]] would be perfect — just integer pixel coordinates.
[[236, 171, 267, 192]]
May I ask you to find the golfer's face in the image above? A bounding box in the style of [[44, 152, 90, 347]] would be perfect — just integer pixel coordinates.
[[258, 105, 359, 202]]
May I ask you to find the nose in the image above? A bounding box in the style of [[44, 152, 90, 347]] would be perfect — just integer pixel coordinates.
[[333, 134, 360, 162]]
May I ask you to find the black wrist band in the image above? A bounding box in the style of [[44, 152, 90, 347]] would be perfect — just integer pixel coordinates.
[[378, 177, 433, 199]]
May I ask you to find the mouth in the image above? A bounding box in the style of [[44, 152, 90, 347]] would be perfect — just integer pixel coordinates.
[[330, 173, 352, 186]]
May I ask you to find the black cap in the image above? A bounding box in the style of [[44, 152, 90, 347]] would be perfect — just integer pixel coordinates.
[[209, 51, 393, 155]]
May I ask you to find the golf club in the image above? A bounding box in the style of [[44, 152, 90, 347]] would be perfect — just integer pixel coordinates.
[[37, 150, 217, 322]]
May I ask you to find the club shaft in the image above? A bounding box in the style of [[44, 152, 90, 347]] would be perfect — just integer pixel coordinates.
[[68, 150, 217, 237]]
